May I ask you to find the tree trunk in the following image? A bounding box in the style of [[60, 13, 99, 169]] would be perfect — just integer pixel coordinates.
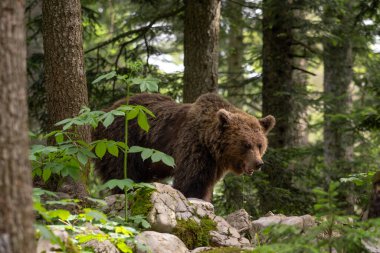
[[0, 0, 36, 252], [322, 1, 355, 213], [225, 0, 245, 107], [260, 0, 308, 213], [262, 0, 305, 148], [323, 41, 353, 171], [322, 2, 354, 176], [42, 0, 90, 196], [183, 0, 221, 103]]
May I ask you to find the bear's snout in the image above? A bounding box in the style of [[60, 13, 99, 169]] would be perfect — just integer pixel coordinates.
[[242, 159, 264, 175], [256, 160, 264, 170]]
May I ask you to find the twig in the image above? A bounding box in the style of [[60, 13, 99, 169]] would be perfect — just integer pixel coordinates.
[[85, 7, 184, 54], [292, 65, 316, 76]]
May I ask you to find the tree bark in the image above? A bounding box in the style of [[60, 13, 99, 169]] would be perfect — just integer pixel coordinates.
[[262, 0, 305, 148], [42, 0, 90, 196], [42, 0, 89, 138], [322, 2, 354, 176], [260, 0, 308, 213], [225, 0, 245, 107], [0, 0, 36, 252], [183, 0, 221, 103], [323, 41, 353, 171], [322, 2, 355, 213]]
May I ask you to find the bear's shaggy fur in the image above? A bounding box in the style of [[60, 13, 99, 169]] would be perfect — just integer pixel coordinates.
[[94, 93, 275, 201]]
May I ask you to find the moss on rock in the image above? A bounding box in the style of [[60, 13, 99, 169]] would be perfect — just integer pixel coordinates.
[[173, 217, 217, 249], [129, 187, 155, 216]]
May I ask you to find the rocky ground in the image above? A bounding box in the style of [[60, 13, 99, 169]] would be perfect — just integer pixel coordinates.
[[36, 183, 379, 253]]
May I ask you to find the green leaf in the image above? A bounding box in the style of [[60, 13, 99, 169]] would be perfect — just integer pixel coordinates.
[[103, 113, 115, 128], [161, 154, 175, 167], [29, 154, 37, 161], [42, 168, 52, 182], [76, 233, 108, 243], [131, 77, 143, 84], [82, 208, 108, 223], [92, 71, 117, 84], [140, 106, 155, 118], [145, 76, 159, 92], [151, 152, 161, 163], [128, 146, 144, 153], [62, 122, 73, 130], [131, 76, 159, 93], [118, 105, 133, 112], [33, 188, 57, 201], [36, 225, 61, 245], [137, 111, 150, 132], [65, 147, 78, 155], [100, 179, 134, 191], [79, 106, 90, 114], [115, 226, 134, 236], [141, 219, 151, 229], [111, 110, 125, 116], [55, 118, 73, 126], [47, 209, 71, 221], [32, 167, 42, 177], [116, 142, 126, 150], [141, 148, 154, 161], [126, 107, 139, 120], [107, 142, 119, 157], [77, 151, 88, 165], [95, 142, 107, 159], [79, 148, 97, 159], [61, 166, 80, 180], [116, 242, 133, 253], [55, 133, 64, 143]]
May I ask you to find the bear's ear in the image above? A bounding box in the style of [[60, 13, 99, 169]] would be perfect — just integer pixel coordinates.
[[259, 115, 276, 134], [217, 109, 232, 129]]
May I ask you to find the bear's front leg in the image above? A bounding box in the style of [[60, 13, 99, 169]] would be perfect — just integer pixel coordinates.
[[172, 155, 217, 202]]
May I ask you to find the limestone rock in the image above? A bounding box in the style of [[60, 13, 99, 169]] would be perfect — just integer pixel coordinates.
[[37, 227, 70, 253], [300, 214, 316, 230], [147, 183, 192, 233], [362, 238, 380, 253], [188, 198, 215, 215], [209, 215, 251, 247], [251, 215, 284, 234], [135, 231, 190, 253], [82, 240, 119, 253], [102, 194, 125, 217], [251, 213, 315, 234], [190, 247, 213, 253], [102, 183, 252, 249], [80, 223, 120, 253], [280, 216, 304, 229], [147, 184, 251, 248], [225, 209, 251, 233]]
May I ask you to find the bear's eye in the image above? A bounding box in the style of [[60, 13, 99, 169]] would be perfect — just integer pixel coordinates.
[[244, 143, 252, 149], [258, 144, 262, 151]]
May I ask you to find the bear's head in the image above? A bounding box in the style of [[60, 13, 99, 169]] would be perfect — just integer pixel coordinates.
[[216, 109, 275, 175]]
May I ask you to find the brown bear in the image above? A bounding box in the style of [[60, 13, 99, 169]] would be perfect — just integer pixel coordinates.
[[94, 93, 275, 202]]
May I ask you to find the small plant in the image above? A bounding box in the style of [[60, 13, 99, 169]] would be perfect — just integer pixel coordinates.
[[31, 71, 176, 252], [33, 188, 136, 253], [91, 71, 175, 220], [31, 71, 175, 218]]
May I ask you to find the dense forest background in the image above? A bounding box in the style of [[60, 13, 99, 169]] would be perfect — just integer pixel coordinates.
[[2, 0, 380, 252], [26, 0, 380, 217]]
